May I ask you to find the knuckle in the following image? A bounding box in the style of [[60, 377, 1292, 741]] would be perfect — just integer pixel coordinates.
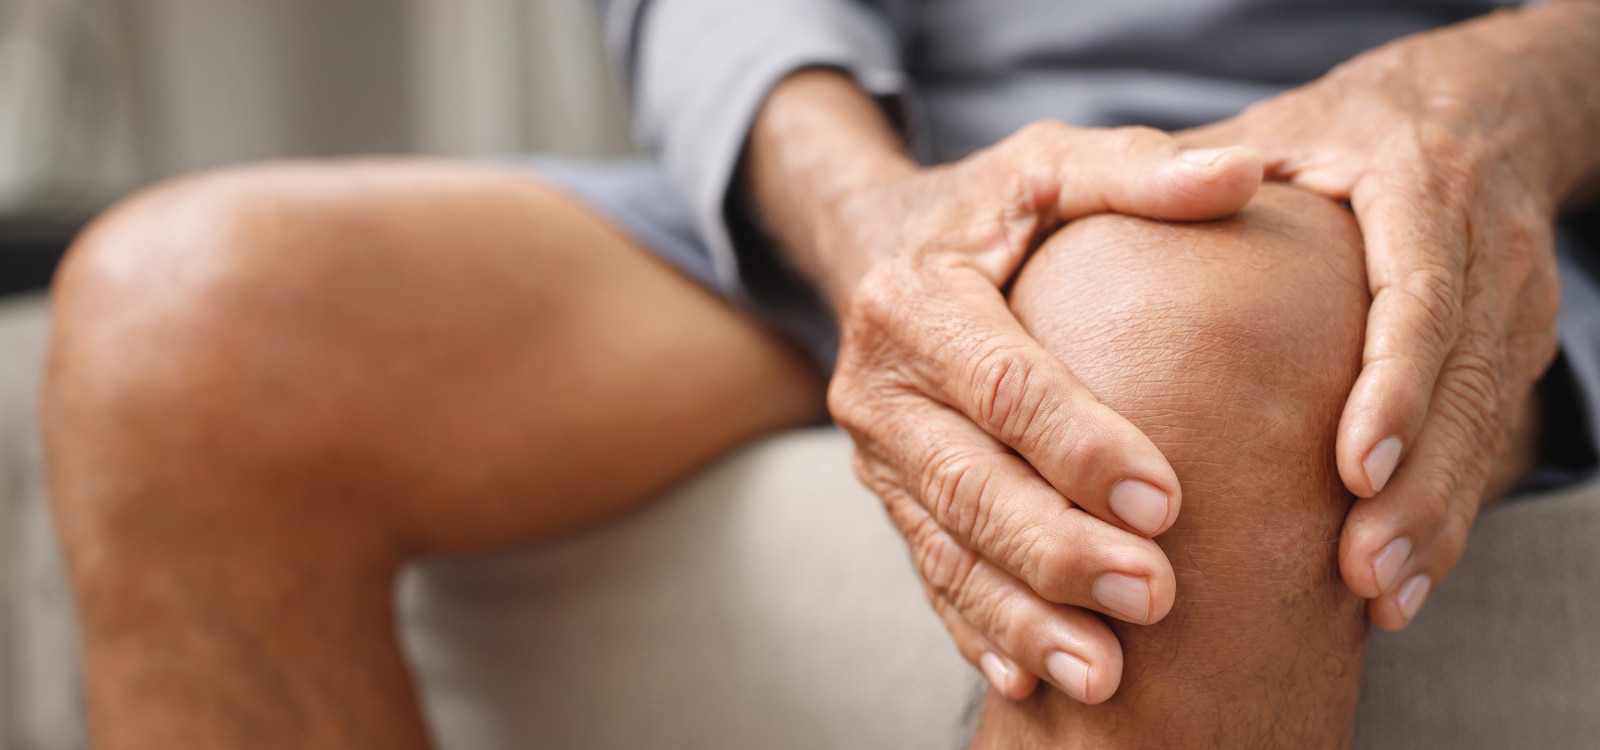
[[824, 373, 871, 435], [919, 450, 995, 543], [1396, 264, 1465, 351], [1013, 120, 1070, 149], [965, 344, 1053, 442], [967, 344, 1026, 432], [1059, 426, 1113, 474], [1022, 534, 1080, 603], [1411, 468, 1456, 527], [1104, 125, 1170, 157], [910, 519, 975, 596], [845, 264, 909, 332], [1434, 349, 1503, 443]]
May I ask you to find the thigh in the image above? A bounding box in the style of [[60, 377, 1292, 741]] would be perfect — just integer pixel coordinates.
[[48, 159, 826, 555]]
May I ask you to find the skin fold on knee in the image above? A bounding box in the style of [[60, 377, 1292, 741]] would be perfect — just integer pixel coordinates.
[[974, 184, 1373, 749]]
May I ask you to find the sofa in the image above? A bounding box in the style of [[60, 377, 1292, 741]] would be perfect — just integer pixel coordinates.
[[2, 292, 1598, 749]]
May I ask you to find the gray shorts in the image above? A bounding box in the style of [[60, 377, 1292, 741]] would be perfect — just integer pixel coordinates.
[[522, 155, 1600, 489], [524, 156, 840, 371]]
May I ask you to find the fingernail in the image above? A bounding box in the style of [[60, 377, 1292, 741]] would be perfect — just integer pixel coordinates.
[[1396, 575, 1432, 623], [1046, 651, 1091, 703], [979, 653, 1011, 696], [1178, 147, 1235, 168], [1092, 572, 1152, 623], [1373, 537, 1412, 595], [1363, 436, 1403, 494], [1109, 479, 1170, 535]]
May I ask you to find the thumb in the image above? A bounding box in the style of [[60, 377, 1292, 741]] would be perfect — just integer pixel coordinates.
[[1149, 146, 1265, 220], [1035, 125, 1264, 222]]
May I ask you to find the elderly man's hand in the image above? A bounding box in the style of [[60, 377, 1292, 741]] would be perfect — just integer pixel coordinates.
[[748, 70, 1264, 703], [1181, 2, 1600, 630], [824, 124, 1265, 701]]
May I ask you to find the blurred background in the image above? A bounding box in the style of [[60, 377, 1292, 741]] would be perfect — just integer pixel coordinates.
[[0, 0, 633, 296]]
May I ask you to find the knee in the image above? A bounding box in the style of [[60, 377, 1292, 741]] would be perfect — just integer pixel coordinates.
[[41, 164, 422, 560], [1013, 183, 1368, 472], [1000, 184, 1375, 740], [48, 165, 348, 457], [1010, 182, 1371, 596]]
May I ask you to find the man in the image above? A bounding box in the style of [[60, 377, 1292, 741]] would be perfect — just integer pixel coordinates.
[[41, 0, 1600, 747]]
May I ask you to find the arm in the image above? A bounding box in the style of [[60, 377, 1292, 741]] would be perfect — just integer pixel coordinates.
[[606, 0, 1197, 696], [1534, 0, 1600, 211], [597, 0, 908, 286]]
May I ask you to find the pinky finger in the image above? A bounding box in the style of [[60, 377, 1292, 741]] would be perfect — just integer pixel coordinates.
[[926, 587, 1041, 701]]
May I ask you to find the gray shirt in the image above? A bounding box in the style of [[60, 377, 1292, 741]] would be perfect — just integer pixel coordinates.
[[599, 0, 1521, 287]]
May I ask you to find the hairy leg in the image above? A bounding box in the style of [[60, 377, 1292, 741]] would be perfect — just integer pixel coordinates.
[[978, 183, 1375, 748], [43, 160, 824, 748]]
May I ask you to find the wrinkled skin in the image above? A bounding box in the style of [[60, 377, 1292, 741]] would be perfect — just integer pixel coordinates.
[[810, 119, 1266, 702], [1181, 4, 1599, 629], [968, 182, 1381, 749], [749, 3, 1600, 703]]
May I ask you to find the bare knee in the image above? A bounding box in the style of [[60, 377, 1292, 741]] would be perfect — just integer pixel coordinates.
[[44, 164, 428, 560], [992, 183, 1372, 745], [1015, 182, 1369, 533]]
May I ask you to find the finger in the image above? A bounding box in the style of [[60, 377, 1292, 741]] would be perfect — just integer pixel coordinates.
[[923, 584, 1041, 701], [852, 396, 1176, 621], [910, 276, 1183, 539], [1007, 122, 1265, 225], [1177, 104, 1372, 196], [835, 265, 1187, 541], [1338, 345, 1502, 625], [1335, 175, 1470, 499], [881, 480, 1125, 704]]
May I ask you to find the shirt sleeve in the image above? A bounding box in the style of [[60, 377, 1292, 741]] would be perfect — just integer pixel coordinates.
[[599, 0, 910, 289]]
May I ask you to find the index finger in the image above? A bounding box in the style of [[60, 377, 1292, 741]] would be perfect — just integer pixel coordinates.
[[1336, 174, 1469, 498], [901, 267, 1185, 538]]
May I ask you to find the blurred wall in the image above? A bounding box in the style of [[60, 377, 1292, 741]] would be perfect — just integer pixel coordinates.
[[0, 0, 633, 217]]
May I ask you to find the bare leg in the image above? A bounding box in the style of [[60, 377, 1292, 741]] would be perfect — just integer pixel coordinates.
[[974, 183, 1539, 748], [993, 183, 1370, 747], [43, 160, 824, 748]]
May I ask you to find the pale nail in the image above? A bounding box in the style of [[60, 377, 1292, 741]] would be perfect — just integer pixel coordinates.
[[1363, 436, 1403, 494], [1373, 537, 1412, 595], [1396, 575, 1432, 623], [1178, 147, 1235, 168], [1109, 479, 1170, 535], [1046, 651, 1091, 703], [1092, 573, 1152, 623], [979, 653, 1011, 696]]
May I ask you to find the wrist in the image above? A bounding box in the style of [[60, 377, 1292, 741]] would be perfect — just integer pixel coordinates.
[[1476, 3, 1600, 208], [745, 68, 917, 299]]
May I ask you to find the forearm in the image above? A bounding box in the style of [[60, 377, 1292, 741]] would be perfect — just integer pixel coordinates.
[[744, 68, 917, 307]]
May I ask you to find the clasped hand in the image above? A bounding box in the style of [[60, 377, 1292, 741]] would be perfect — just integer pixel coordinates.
[[827, 7, 1581, 700]]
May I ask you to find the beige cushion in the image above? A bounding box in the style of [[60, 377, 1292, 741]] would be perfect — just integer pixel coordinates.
[[400, 430, 976, 749], [4, 295, 1599, 748]]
